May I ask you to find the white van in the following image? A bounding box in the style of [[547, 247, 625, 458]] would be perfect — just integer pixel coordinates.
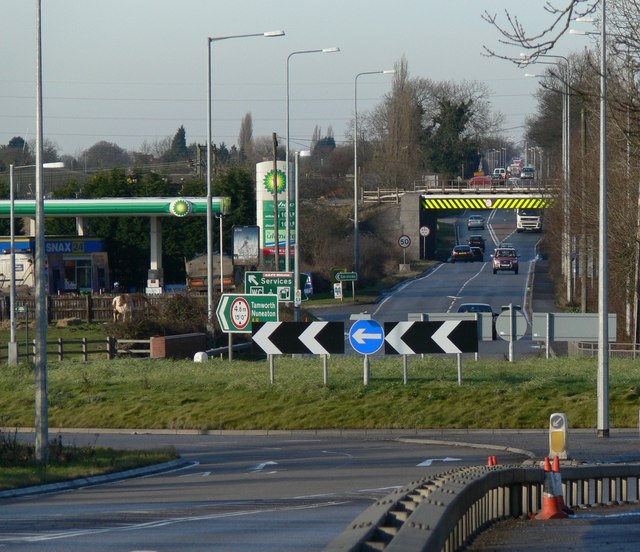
[[492, 168, 506, 180]]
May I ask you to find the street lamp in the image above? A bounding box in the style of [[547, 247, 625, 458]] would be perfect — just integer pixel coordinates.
[[353, 69, 394, 274], [524, 52, 573, 302], [285, 47, 339, 272], [8, 161, 64, 367], [293, 150, 311, 321], [206, 30, 284, 331], [571, 6, 610, 437]]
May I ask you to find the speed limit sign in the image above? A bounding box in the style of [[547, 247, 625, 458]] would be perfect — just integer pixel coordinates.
[[398, 234, 411, 248]]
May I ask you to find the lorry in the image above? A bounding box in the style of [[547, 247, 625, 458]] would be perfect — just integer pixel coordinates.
[[185, 254, 240, 292], [0, 252, 35, 291], [516, 208, 543, 233]]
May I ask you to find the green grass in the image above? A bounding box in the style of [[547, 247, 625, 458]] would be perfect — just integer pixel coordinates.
[[0, 432, 178, 491], [2, 355, 639, 431]]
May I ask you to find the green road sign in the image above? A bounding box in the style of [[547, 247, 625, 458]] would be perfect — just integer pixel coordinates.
[[216, 293, 279, 333], [245, 271, 294, 302], [335, 271, 358, 282]]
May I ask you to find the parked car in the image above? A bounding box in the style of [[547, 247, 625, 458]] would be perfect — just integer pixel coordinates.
[[467, 235, 486, 251], [470, 246, 484, 262], [467, 214, 485, 230], [492, 247, 519, 274], [451, 245, 474, 263]]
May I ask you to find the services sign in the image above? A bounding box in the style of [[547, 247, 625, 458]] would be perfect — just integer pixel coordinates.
[[245, 271, 294, 302]]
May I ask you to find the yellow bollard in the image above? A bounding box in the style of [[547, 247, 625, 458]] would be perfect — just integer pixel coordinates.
[[549, 412, 568, 460]]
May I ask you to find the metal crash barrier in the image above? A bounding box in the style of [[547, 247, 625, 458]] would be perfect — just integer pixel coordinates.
[[324, 462, 640, 552]]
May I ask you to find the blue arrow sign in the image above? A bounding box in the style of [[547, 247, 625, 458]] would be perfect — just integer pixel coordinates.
[[349, 319, 384, 355]]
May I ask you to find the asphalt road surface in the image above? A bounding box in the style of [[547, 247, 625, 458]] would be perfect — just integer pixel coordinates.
[[0, 432, 528, 551]]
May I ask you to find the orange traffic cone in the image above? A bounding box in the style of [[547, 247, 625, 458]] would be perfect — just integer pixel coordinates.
[[535, 456, 568, 519], [487, 456, 495, 466], [492, 455, 499, 465], [552, 456, 572, 514]]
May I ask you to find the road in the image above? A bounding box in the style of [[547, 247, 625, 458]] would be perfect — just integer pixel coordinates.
[[311, 209, 546, 359], [0, 432, 528, 551]]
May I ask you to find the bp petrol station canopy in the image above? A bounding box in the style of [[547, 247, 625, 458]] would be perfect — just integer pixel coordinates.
[[0, 197, 231, 217]]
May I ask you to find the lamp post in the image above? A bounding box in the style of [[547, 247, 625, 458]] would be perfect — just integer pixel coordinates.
[[570, 7, 609, 437], [285, 47, 339, 272], [524, 52, 572, 302], [354, 69, 394, 274], [293, 150, 311, 321], [8, 161, 64, 367], [206, 30, 284, 330]]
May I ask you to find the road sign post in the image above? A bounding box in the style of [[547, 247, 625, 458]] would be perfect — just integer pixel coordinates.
[[335, 271, 358, 302], [245, 272, 294, 302], [216, 294, 278, 333]]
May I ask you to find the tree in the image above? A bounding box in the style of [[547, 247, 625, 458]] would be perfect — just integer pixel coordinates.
[[238, 113, 254, 163], [80, 141, 131, 170], [162, 125, 189, 162]]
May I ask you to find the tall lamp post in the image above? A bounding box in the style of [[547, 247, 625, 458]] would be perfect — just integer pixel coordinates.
[[570, 8, 609, 437], [206, 30, 284, 330], [293, 150, 310, 321], [8, 161, 64, 367], [354, 70, 394, 274], [285, 47, 339, 272]]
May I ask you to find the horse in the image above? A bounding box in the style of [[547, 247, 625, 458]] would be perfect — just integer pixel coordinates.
[[112, 294, 130, 323]]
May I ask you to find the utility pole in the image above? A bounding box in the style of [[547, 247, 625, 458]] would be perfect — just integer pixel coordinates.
[[272, 132, 279, 271]]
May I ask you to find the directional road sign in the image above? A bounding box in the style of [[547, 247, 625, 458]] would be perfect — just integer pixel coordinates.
[[384, 321, 478, 354], [245, 271, 294, 301], [349, 319, 385, 355], [335, 271, 358, 282], [216, 293, 278, 333], [252, 322, 344, 355]]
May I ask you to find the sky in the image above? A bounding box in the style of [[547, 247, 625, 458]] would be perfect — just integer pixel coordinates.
[[0, 1, 582, 158]]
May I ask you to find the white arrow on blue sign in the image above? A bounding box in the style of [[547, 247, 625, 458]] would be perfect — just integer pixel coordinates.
[[349, 319, 385, 355]]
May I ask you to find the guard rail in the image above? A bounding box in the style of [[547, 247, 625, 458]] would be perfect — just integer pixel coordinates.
[[324, 461, 640, 551]]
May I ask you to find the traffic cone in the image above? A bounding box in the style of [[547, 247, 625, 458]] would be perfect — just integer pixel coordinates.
[[487, 456, 494, 466], [492, 455, 499, 465], [552, 456, 572, 514], [535, 456, 568, 519]]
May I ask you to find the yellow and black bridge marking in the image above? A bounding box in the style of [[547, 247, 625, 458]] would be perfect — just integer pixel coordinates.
[[421, 195, 553, 210]]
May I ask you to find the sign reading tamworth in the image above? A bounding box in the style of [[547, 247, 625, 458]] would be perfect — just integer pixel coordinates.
[[216, 293, 278, 333]]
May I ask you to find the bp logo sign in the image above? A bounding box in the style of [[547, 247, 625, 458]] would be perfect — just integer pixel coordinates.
[[170, 199, 193, 217], [263, 169, 286, 194]]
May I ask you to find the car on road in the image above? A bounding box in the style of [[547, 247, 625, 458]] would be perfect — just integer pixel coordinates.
[[492, 247, 519, 274], [457, 302, 497, 339], [470, 246, 484, 262], [468, 175, 492, 188], [450, 245, 474, 262], [467, 235, 485, 251], [467, 214, 485, 230], [520, 166, 535, 179]]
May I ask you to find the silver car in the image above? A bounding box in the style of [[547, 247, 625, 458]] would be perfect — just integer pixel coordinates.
[[467, 214, 485, 230]]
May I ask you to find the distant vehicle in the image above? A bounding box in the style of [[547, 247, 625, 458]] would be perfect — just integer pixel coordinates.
[[492, 168, 507, 181], [470, 246, 484, 262], [516, 208, 543, 232], [520, 166, 535, 179], [468, 175, 492, 188], [185, 254, 240, 292], [458, 302, 497, 339], [451, 245, 474, 263], [492, 247, 519, 275], [467, 214, 485, 230], [467, 235, 485, 251]]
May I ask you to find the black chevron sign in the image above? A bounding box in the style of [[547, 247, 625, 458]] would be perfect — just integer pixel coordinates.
[[252, 322, 345, 355], [384, 321, 478, 354]]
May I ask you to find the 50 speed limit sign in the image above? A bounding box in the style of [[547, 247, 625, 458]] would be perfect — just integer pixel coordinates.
[[398, 234, 411, 248]]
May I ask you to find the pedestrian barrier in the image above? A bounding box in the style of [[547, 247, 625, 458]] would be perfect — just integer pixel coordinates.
[[324, 462, 640, 552]]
